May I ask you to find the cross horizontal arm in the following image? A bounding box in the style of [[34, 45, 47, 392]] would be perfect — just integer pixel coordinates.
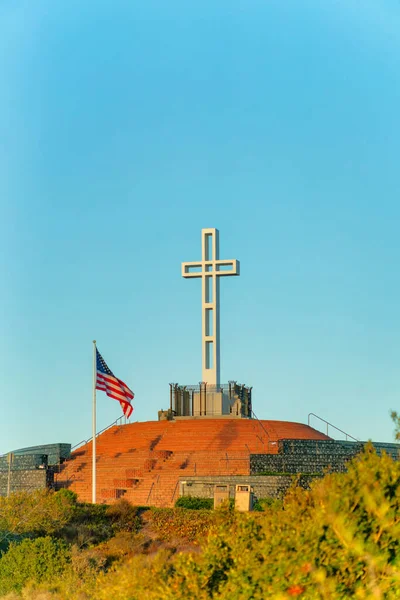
[[181, 259, 240, 278], [182, 262, 203, 278], [214, 259, 240, 276]]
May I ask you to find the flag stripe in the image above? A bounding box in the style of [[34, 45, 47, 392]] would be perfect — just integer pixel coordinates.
[[95, 348, 134, 418], [96, 375, 130, 395], [96, 372, 133, 394], [98, 386, 129, 403], [97, 373, 134, 399]]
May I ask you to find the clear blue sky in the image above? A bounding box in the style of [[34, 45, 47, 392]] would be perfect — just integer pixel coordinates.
[[1, 0, 400, 454]]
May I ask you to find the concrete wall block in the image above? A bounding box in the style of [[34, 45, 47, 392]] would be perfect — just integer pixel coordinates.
[[250, 453, 354, 475], [179, 474, 320, 502], [0, 469, 48, 496], [0, 455, 48, 472], [251, 440, 399, 476], [278, 440, 364, 457]]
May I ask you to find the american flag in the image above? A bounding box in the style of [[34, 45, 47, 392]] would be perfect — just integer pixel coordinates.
[[96, 348, 134, 418]]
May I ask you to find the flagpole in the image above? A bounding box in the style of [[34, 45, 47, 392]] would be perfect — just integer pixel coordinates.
[[92, 340, 97, 504]]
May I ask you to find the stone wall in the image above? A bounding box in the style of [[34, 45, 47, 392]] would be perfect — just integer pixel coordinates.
[[0, 468, 49, 496], [179, 474, 317, 501], [251, 440, 400, 476], [180, 441, 400, 502], [12, 443, 71, 466], [0, 454, 48, 471], [0, 445, 69, 497]]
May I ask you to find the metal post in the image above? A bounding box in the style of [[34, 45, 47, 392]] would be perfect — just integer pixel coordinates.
[[92, 340, 97, 504]]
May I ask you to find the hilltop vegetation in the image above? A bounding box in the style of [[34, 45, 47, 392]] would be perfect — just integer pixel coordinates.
[[0, 445, 399, 599]]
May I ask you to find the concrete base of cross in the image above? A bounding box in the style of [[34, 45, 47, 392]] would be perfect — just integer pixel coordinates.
[[163, 382, 253, 420]]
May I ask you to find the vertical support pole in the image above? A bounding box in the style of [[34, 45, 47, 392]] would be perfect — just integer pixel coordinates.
[[201, 229, 220, 386], [92, 340, 97, 504], [169, 384, 173, 414], [199, 381, 204, 416], [182, 227, 239, 388], [214, 230, 220, 386], [199, 382, 202, 416], [201, 232, 208, 385]]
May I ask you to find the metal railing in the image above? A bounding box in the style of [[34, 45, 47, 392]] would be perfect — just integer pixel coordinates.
[[55, 416, 128, 486], [171, 480, 180, 503], [308, 413, 358, 442], [71, 416, 126, 451], [169, 381, 252, 418], [146, 482, 155, 504], [251, 410, 273, 450]]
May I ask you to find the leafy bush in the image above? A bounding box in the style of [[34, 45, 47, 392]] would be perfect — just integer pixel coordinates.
[[0, 489, 76, 539], [40, 446, 400, 599], [106, 499, 142, 533], [56, 489, 78, 505], [148, 507, 214, 543], [58, 499, 142, 548], [252, 497, 283, 511], [0, 537, 71, 595], [175, 496, 213, 510], [391, 409, 400, 441], [57, 502, 111, 547], [2, 446, 400, 599]]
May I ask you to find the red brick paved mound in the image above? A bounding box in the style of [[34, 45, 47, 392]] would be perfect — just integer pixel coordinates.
[[55, 419, 330, 506]]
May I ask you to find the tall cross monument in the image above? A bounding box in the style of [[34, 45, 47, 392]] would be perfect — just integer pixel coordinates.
[[182, 228, 240, 386]]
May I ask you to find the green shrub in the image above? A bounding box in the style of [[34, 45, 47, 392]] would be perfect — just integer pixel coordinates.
[[60, 446, 400, 599], [148, 507, 214, 543], [252, 497, 283, 511], [56, 489, 78, 505], [175, 496, 213, 510], [0, 489, 76, 538], [106, 499, 142, 533], [0, 536, 71, 595], [56, 500, 142, 548], [57, 502, 111, 547], [3, 446, 400, 599]]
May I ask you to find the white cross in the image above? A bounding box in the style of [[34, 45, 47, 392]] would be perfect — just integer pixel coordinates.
[[182, 228, 240, 386]]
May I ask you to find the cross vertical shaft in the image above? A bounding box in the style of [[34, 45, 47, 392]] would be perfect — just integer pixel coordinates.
[[182, 228, 240, 386]]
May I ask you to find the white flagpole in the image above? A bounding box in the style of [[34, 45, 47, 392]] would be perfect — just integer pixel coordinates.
[[92, 340, 97, 503]]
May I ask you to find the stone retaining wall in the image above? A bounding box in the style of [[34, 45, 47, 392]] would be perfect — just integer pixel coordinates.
[[0, 469, 49, 496], [179, 474, 317, 501], [0, 455, 47, 471], [251, 440, 400, 476], [12, 443, 71, 466], [0, 442, 72, 497]]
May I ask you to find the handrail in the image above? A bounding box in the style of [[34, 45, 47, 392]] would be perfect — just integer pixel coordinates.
[[219, 456, 249, 462], [96, 416, 125, 438], [251, 410, 271, 442], [171, 480, 180, 503], [308, 413, 359, 442], [146, 482, 155, 504], [71, 440, 89, 451], [70, 417, 125, 452]]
